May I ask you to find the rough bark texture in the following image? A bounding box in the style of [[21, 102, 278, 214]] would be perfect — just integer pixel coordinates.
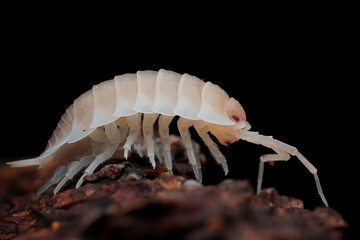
[[0, 138, 347, 240]]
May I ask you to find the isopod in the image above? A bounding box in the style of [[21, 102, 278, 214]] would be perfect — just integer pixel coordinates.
[[6, 69, 328, 206]]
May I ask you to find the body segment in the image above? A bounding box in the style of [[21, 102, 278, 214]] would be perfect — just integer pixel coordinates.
[[173, 73, 205, 120], [151, 69, 182, 116], [113, 73, 138, 117], [91, 79, 118, 128]]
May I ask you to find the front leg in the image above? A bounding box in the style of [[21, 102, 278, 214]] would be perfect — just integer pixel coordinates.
[[194, 121, 228, 175], [177, 117, 202, 182]]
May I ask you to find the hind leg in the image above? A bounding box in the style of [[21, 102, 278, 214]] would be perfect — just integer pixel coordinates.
[[53, 129, 109, 195], [37, 128, 109, 196], [53, 154, 96, 195], [36, 165, 68, 197], [76, 122, 121, 188]]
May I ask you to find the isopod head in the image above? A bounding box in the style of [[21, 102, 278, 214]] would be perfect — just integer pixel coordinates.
[[208, 98, 251, 146]]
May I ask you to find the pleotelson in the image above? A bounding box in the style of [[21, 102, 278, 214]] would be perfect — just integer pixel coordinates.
[[44, 69, 235, 155]]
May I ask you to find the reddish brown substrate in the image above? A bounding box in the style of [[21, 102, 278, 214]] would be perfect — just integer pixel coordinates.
[[0, 139, 347, 240]]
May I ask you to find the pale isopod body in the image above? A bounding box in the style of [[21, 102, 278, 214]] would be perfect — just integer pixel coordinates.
[[7, 69, 328, 206]]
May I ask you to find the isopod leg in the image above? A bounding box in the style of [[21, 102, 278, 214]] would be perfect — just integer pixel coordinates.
[[53, 155, 94, 195], [133, 142, 144, 157], [142, 113, 159, 169], [154, 140, 163, 163], [36, 165, 67, 197], [194, 121, 229, 175], [177, 117, 202, 182], [38, 128, 109, 196], [123, 113, 142, 159], [76, 123, 121, 188], [158, 115, 174, 175], [257, 146, 290, 194], [239, 130, 329, 207], [89, 127, 108, 142], [115, 117, 129, 143]]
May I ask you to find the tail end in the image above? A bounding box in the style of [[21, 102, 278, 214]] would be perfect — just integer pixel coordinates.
[[7, 157, 45, 168]]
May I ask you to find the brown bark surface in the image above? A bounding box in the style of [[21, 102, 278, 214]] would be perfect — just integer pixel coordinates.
[[0, 138, 347, 240]]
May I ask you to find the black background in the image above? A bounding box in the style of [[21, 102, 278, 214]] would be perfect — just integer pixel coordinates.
[[0, 4, 356, 238]]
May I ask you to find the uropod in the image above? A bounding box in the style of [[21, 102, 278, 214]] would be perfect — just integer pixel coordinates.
[[7, 69, 328, 206]]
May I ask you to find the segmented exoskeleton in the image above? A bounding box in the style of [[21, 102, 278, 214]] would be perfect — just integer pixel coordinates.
[[7, 69, 328, 206]]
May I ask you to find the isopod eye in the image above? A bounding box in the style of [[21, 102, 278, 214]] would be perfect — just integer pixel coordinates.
[[232, 114, 240, 122]]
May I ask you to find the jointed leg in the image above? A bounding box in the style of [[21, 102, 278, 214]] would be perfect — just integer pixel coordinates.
[[123, 113, 142, 159], [36, 165, 67, 197], [133, 142, 144, 157], [53, 155, 94, 195], [120, 114, 142, 158], [142, 113, 159, 169], [89, 128, 108, 143], [45, 129, 109, 196], [194, 121, 229, 175], [41, 124, 123, 196], [154, 140, 163, 163], [239, 130, 328, 207], [177, 117, 202, 182], [158, 115, 174, 174], [76, 122, 121, 188], [115, 117, 129, 144]]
